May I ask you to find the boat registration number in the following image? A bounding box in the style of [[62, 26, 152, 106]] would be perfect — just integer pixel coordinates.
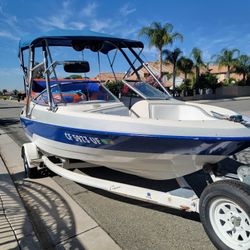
[[64, 132, 102, 145]]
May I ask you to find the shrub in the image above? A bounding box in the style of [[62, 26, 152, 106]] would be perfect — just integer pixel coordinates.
[[105, 81, 124, 97], [195, 73, 219, 93]]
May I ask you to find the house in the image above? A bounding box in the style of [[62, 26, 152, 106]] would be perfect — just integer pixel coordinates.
[[96, 62, 243, 88], [139, 61, 185, 88], [2, 91, 12, 96], [96, 72, 125, 82], [206, 65, 242, 82]]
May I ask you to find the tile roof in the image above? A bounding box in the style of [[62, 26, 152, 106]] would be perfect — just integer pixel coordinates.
[[95, 62, 243, 85], [96, 72, 125, 81]]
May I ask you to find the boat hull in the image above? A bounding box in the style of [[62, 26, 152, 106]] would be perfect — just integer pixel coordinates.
[[20, 117, 250, 180]]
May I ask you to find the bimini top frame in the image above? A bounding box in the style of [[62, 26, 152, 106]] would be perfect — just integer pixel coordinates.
[[18, 29, 144, 55], [18, 29, 171, 116]]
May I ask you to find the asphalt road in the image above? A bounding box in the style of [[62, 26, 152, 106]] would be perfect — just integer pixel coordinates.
[[1, 98, 250, 249]]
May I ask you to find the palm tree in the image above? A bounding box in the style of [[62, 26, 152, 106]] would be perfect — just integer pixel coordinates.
[[177, 56, 194, 81], [235, 54, 250, 83], [12, 89, 19, 95], [138, 22, 183, 78], [163, 48, 182, 93], [213, 48, 240, 82], [191, 47, 205, 85], [2, 89, 7, 95]]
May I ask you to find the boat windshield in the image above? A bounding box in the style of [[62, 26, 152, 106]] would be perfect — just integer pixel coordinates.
[[124, 81, 169, 100], [34, 81, 117, 105]]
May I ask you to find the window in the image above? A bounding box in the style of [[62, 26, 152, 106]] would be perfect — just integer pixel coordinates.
[[125, 81, 169, 100], [35, 80, 117, 105]]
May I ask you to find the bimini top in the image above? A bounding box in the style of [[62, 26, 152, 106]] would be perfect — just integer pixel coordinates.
[[19, 29, 144, 54]]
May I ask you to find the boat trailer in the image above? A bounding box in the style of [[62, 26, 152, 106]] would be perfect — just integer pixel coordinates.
[[22, 142, 250, 249]]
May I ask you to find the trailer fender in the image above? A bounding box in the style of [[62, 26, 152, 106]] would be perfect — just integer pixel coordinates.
[[21, 142, 40, 168]]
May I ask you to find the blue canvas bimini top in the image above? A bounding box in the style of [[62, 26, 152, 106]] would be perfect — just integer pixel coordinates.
[[19, 29, 143, 54]]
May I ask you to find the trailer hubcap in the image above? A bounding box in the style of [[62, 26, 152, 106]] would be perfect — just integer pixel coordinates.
[[210, 198, 250, 248], [231, 216, 241, 227]]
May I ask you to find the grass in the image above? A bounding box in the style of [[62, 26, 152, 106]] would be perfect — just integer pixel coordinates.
[[0, 95, 8, 100]]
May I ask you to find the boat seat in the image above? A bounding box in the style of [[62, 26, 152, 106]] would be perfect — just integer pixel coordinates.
[[130, 100, 214, 120], [129, 100, 150, 118], [150, 104, 213, 120]]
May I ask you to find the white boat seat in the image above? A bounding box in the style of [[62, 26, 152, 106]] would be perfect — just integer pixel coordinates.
[[129, 100, 150, 118], [130, 100, 214, 120]]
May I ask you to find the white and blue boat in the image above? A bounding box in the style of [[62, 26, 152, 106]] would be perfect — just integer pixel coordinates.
[[18, 29, 250, 249], [18, 29, 250, 180]]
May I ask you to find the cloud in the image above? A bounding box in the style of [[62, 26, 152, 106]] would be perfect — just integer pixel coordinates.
[[0, 30, 19, 40], [118, 25, 139, 39], [62, 0, 70, 9], [0, 3, 22, 40], [90, 19, 111, 32], [81, 2, 98, 17], [70, 21, 86, 30], [34, 0, 91, 31], [35, 0, 74, 30], [142, 46, 158, 61], [188, 24, 250, 60], [38, 16, 67, 29], [32, 0, 139, 37], [119, 3, 136, 16]]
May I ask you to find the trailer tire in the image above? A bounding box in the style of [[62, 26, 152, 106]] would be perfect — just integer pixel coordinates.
[[199, 180, 250, 249], [22, 147, 38, 178]]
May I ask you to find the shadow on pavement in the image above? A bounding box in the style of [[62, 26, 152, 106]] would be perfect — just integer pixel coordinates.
[[0, 118, 20, 127], [0, 173, 85, 250], [0, 106, 23, 109], [0, 118, 30, 146], [16, 180, 85, 250], [0, 174, 39, 249]]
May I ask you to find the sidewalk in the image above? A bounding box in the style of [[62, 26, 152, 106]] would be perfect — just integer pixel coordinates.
[[191, 96, 250, 103], [0, 155, 41, 249], [0, 129, 121, 250], [177, 95, 250, 103]]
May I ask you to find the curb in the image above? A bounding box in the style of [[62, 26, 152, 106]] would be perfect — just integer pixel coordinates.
[[0, 129, 121, 250]]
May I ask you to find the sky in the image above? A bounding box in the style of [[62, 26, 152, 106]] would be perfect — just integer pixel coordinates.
[[1, 0, 250, 90]]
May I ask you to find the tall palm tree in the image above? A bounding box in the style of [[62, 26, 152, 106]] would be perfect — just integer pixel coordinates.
[[177, 56, 194, 81], [2, 89, 7, 95], [190, 47, 205, 85], [138, 22, 183, 78], [213, 48, 240, 81], [12, 89, 19, 95], [163, 48, 182, 93], [235, 54, 250, 83]]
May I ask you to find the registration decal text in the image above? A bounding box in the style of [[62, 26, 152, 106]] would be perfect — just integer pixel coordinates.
[[64, 132, 102, 145]]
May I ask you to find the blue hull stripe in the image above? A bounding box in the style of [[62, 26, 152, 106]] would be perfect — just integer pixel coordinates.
[[20, 117, 250, 155]]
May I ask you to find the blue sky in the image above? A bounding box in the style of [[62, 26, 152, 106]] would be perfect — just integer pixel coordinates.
[[0, 0, 250, 90]]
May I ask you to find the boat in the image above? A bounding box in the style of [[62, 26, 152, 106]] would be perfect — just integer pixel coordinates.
[[18, 30, 250, 249], [18, 29, 250, 180]]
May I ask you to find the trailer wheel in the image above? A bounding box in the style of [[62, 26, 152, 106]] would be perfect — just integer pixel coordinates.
[[199, 180, 250, 249], [22, 147, 38, 178]]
